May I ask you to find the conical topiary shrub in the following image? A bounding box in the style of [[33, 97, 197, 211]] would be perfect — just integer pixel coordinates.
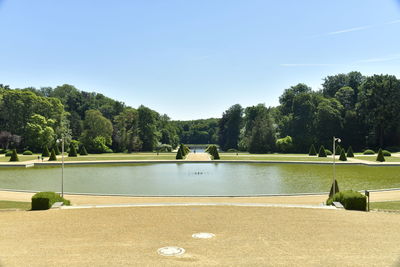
[[42, 146, 50, 157], [309, 144, 317, 156], [79, 145, 88, 156], [49, 149, 57, 161], [339, 149, 347, 161], [318, 145, 327, 157], [54, 145, 60, 155], [376, 148, 385, 162], [346, 146, 354, 157], [9, 149, 19, 162], [329, 179, 340, 199], [68, 143, 78, 157], [176, 147, 183, 159], [335, 145, 342, 155], [206, 145, 220, 160]]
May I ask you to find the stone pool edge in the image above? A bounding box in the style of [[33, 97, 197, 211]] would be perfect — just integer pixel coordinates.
[[1, 159, 400, 168]]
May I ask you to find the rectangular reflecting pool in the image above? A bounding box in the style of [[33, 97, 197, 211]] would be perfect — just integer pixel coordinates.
[[0, 163, 399, 196]]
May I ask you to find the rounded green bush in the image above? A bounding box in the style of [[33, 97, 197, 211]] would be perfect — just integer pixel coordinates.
[[326, 190, 367, 211], [31, 191, 71, 210], [0, 149, 6, 154], [23, 150, 33, 155], [5, 150, 13, 157], [325, 149, 332, 156], [382, 150, 391, 157], [227, 148, 238, 152], [363, 149, 375, 155]]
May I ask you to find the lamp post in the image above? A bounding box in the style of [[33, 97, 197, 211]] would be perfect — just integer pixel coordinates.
[[332, 137, 341, 197], [57, 137, 64, 197]]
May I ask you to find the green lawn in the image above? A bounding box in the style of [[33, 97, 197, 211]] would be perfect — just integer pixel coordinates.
[[62, 152, 176, 161], [0, 200, 31, 210], [0, 155, 40, 162], [220, 154, 333, 161], [355, 156, 400, 162], [370, 201, 400, 211]]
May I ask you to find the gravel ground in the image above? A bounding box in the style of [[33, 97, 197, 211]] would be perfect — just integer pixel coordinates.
[[1, 190, 400, 206], [0, 206, 399, 266]]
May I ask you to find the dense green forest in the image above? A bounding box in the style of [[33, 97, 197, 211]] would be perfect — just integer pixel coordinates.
[[1, 71, 400, 153]]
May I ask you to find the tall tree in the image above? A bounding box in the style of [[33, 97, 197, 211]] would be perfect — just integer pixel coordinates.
[[218, 104, 243, 151], [80, 109, 113, 152], [357, 75, 400, 147], [137, 105, 158, 151]]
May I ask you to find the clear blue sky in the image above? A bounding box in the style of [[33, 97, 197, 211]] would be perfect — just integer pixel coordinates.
[[1, 0, 400, 120]]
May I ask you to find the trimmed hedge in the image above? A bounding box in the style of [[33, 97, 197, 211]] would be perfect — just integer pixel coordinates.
[[308, 144, 317, 156], [318, 146, 327, 157], [0, 149, 6, 154], [363, 149, 375, 155], [326, 190, 367, 211], [23, 150, 33, 155], [31, 192, 71, 210], [5, 150, 13, 157], [346, 146, 354, 157], [382, 150, 391, 157], [325, 149, 332, 156]]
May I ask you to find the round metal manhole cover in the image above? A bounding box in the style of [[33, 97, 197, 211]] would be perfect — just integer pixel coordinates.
[[157, 246, 185, 256], [192, 232, 215, 239]]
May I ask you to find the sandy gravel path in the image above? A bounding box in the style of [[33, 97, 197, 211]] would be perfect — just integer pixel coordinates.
[[185, 152, 211, 161], [0, 206, 399, 266]]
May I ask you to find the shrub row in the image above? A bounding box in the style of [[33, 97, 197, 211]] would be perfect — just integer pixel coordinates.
[[313, 144, 351, 160]]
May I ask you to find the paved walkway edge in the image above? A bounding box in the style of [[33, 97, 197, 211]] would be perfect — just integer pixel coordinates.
[[60, 202, 338, 210]]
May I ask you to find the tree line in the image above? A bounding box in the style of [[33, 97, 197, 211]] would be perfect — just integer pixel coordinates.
[[1, 71, 400, 154], [218, 72, 400, 153]]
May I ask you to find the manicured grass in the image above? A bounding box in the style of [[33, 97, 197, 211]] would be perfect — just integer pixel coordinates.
[[0, 155, 40, 162], [220, 154, 333, 161], [370, 201, 400, 211], [62, 152, 176, 161], [0, 200, 31, 210], [355, 156, 400, 162]]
